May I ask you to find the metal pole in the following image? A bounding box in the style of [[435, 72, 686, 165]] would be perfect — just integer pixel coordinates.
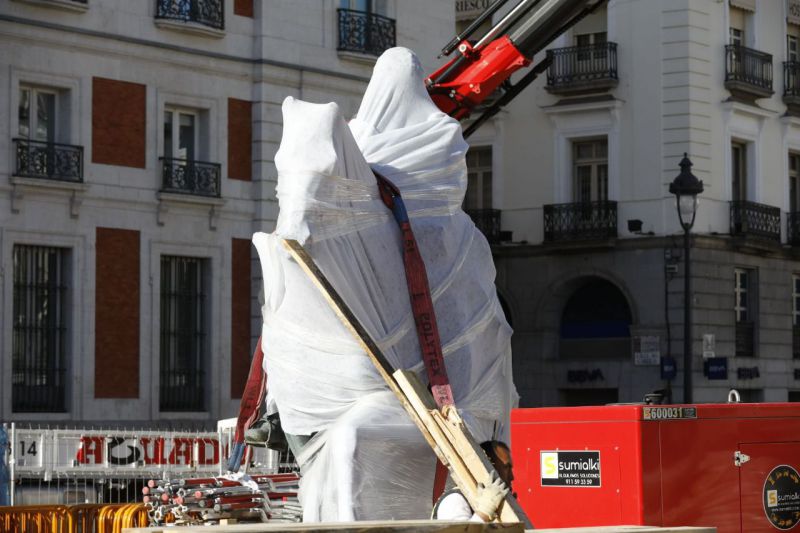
[[9, 422, 15, 506], [683, 228, 693, 403]]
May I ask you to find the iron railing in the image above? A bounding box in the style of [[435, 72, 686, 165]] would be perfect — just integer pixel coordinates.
[[13, 138, 83, 183], [785, 61, 800, 99], [160, 157, 221, 197], [543, 201, 617, 242], [546, 42, 618, 91], [730, 201, 781, 243], [155, 0, 224, 30], [466, 208, 501, 244], [793, 325, 800, 359], [160, 256, 207, 412], [725, 44, 773, 94], [12, 245, 68, 413], [788, 211, 800, 245], [337, 8, 396, 57], [735, 321, 755, 357]]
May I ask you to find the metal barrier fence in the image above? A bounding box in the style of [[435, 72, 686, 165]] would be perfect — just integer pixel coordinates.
[[0, 503, 148, 533], [1, 422, 296, 507]]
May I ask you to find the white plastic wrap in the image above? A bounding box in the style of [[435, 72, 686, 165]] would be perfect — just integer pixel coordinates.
[[253, 47, 518, 522]]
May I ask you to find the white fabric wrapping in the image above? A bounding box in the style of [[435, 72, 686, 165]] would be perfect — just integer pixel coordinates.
[[253, 47, 518, 522]]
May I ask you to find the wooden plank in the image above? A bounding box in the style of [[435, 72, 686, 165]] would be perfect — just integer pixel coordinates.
[[281, 239, 531, 528], [394, 370, 529, 525]]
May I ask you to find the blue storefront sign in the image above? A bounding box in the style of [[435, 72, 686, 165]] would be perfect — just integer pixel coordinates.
[[661, 356, 677, 380], [704, 357, 728, 380]]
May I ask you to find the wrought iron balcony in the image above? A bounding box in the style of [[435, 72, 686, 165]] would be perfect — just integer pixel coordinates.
[[546, 42, 618, 95], [784, 61, 800, 109], [730, 201, 781, 243], [160, 157, 221, 198], [725, 44, 773, 100], [13, 138, 83, 183], [155, 0, 224, 31], [337, 8, 396, 57], [465, 208, 501, 244], [543, 201, 617, 243], [735, 321, 755, 357], [794, 325, 800, 359]]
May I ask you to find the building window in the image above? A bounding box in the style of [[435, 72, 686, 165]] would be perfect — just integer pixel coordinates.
[[794, 275, 800, 359], [573, 138, 608, 202], [465, 146, 492, 210], [729, 7, 746, 46], [463, 146, 500, 243], [791, 153, 800, 213], [160, 256, 208, 412], [575, 31, 607, 61], [164, 107, 199, 162], [12, 245, 68, 413], [732, 142, 747, 202], [15, 85, 83, 182], [735, 268, 756, 357], [160, 106, 220, 197], [789, 34, 799, 62], [19, 86, 57, 142]]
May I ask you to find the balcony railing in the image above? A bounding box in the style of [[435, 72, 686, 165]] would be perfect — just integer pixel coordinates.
[[337, 8, 396, 57], [730, 201, 781, 243], [155, 0, 224, 30], [725, 44, 773, 99], [466, 208, 501, 244], [543, 201, 617, 243], [160, 157, 221, 198], [784, 61, 800, 108], [735, 321, 755, 357], [546, 42, 618, 95], [13, 138, 83, 183], [793, 324, 800, 359]]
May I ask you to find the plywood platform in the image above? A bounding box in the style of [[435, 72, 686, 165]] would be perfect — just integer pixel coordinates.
[[124, 522, 715, 533]]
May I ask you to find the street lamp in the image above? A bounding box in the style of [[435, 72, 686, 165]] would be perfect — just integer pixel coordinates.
[[669, 153, 704, 404]]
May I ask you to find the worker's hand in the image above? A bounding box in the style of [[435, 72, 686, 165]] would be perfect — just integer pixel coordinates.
[[473, 471, 509, 522]]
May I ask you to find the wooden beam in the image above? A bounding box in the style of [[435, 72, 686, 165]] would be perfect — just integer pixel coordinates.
[[281, 239, 531, 528]]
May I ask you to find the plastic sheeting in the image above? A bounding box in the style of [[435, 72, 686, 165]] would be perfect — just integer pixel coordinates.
[[253, 47, 518, 522]]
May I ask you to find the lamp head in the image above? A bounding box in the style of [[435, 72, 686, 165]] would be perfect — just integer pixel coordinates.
[[669, 153, 704, 230]]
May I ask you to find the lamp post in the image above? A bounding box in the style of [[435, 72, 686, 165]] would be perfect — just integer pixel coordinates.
[[669, 153, 704, 403]]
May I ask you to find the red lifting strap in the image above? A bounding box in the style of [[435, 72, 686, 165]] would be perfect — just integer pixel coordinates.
[[374, 170, 453, 502], [234, 337, 268, 444]]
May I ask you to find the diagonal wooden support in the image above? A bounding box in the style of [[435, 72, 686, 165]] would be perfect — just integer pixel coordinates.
[[282, 239, 532, 528]]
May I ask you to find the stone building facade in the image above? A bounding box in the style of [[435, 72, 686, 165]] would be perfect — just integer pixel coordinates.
[[461, 0, 800, 406], [0, 0, 451, 426]]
